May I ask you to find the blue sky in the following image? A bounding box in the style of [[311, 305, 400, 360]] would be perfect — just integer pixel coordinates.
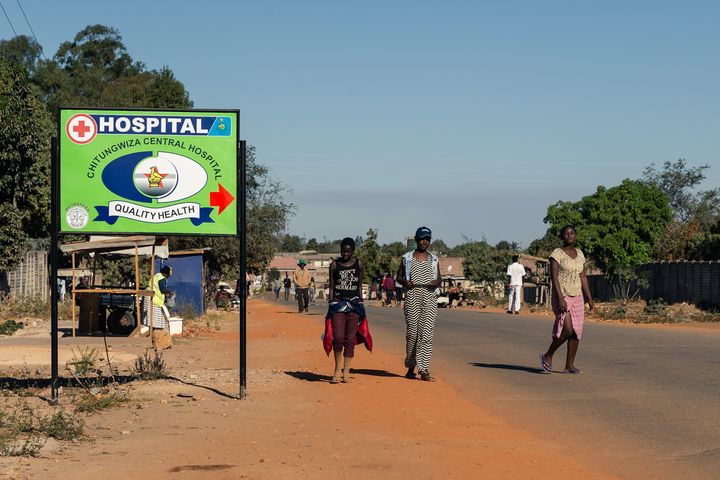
[[2, 1, 719, 247]]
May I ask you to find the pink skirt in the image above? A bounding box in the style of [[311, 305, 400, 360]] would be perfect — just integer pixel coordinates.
[[552, 294, 585, 340]]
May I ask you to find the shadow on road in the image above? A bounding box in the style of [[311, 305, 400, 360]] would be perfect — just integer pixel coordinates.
[[470, 362, 545, 374], [350, 368, 403, 378], [165, 376, 239, 399], [285, 368, 402, 382], [285, 371, 332, 382]]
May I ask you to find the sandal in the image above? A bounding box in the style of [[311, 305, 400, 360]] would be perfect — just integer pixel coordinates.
[[562, 367, 581, 374], [539, 353, 552, 373], [419, 371, 434, 382]]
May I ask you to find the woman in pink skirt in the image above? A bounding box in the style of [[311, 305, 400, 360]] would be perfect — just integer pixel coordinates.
[[539, 225, 594, 374]]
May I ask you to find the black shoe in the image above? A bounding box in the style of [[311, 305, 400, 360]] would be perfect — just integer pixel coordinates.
[[404, 368, 416, 379], [419, 371, 434, 382], [514, 311, 520, 315], [304, 308, 308, 312], [506, 310, 512, 314]]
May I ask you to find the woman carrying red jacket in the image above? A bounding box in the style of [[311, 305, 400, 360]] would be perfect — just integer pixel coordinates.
[[325, 237, 370, 383]]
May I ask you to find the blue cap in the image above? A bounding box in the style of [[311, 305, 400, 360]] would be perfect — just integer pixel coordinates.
[[415, 226, 432, 239]]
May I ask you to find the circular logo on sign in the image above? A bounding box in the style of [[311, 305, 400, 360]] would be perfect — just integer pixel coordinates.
[[66, 114, 97, 144], [66, 206, 89, 229], [133, 156, 179, 199]]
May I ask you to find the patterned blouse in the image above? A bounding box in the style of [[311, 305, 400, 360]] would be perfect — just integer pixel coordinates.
[[549, 247, 586, 297]]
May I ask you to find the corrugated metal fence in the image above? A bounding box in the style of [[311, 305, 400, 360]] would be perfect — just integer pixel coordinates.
[[588, 261, 720, 307]]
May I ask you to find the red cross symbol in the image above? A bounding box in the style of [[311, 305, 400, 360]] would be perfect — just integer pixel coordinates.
[[73, 121, 91, 138], [66, 113, 97, 144]]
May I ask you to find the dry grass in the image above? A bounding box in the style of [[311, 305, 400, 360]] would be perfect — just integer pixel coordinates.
[[595, 299, 720, 324]]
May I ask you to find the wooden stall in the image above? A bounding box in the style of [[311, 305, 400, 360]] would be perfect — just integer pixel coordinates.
[[60, 236, 168, 337]]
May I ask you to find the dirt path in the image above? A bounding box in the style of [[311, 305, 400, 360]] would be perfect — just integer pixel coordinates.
[[2, 300, 618, 479]]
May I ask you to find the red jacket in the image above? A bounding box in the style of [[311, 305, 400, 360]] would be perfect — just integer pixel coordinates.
[[323, 316, 373, 355]]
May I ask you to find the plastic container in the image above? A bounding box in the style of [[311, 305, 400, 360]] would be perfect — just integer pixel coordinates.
[[168, 317, 183, 336]]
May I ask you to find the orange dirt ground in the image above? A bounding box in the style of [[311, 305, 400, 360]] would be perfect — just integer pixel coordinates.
[[0, 299, 624, 480]]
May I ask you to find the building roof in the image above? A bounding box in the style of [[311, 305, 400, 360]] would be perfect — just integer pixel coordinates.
[[60, 235, 169, 258], [267, 256, 300, 270]]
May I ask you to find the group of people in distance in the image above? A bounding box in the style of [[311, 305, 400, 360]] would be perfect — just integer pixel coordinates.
[[322, 224, 594, 384]]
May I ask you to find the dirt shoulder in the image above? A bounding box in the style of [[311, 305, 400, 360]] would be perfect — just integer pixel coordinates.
[[2, 300, 616, 480]]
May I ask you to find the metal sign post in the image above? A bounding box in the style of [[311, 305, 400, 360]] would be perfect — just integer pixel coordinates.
[[239, 140, 247, 398], [50, 136, 59, 403]]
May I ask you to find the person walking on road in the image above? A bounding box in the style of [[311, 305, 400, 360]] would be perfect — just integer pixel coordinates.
[[397, 226, 442, 381], [540, 225, 594, 374], [283, 273, 291, 301], [293, 259, 312, 312], [309, 277, 316, 305], [382, 273, 395, 306], [272, 278, 281, 301], [506, 255, 526, 314], [325, 237, 371, 383]]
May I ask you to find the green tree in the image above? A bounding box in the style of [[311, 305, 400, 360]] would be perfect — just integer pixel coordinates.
[[495, 240, 520, 252], [316, 238, 342, 253], [544, 179, 672, 294], [430, 238, 449, 254], [278, 234, 304, 252], [31, 25, 191, 115], [305, 238, 318, 251], [381, 241, 406, 257], [526, 231, 560, 258], [643, 160, 720, 260], [0, 35, 44, 76], [643, 159, 719, 224], [456, 240, 508, 284], [0, 57, 53, 269], [357, 229, 382, 283], [688, 232, 720, 260]]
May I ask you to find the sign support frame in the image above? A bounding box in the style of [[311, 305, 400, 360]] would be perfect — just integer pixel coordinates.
[[51, 108, 245, 401]]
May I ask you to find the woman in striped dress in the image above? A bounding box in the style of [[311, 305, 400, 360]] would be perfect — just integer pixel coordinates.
[[396, 226, 442, 381]]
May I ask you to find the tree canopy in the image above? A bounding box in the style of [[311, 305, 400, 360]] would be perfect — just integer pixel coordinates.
[[0, 57, 53, 269], [544, 179, 672, 277], [642, 160, 720, 260], [356, 229, 399, 283]]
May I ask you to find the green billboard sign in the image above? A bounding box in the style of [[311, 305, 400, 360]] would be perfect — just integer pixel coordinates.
[[58, 108, 239, 235]]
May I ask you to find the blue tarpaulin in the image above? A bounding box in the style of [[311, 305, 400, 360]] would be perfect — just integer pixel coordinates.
[[154, 254, 204, 316]]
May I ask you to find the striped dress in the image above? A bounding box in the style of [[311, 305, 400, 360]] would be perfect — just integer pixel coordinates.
[[404, 256, 438, 373], [142, 297, 168, 329]]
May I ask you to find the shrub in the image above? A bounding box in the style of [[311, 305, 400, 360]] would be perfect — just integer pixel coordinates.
[[0, 320, 24, 336], [134, 349, 167, 380], [39, 410, 84, 441], [74, 392, 128, 413], [597, 302, 627, 320], [0, 400, 83, 457], [67, 347, 100, 376], [0, 294, 49, 319], [644, 298, 668, 315]]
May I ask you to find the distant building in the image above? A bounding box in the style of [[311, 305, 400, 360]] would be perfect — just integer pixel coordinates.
[[267, 252, 337, 288]]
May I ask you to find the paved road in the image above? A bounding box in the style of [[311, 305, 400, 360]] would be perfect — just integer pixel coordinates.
[[362, 304, 720, 479]]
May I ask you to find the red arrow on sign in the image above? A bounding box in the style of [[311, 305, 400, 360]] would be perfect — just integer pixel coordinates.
[[209, 183, 235, 215]]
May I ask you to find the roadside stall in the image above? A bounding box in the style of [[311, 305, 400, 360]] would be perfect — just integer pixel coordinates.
[[60, 235, 169, 337]]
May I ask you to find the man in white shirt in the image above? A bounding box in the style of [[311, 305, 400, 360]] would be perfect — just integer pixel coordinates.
[[506, 255, 526, 314]]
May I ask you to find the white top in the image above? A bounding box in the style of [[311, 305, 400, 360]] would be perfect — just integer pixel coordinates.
[[506, 262, 526, 286]]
